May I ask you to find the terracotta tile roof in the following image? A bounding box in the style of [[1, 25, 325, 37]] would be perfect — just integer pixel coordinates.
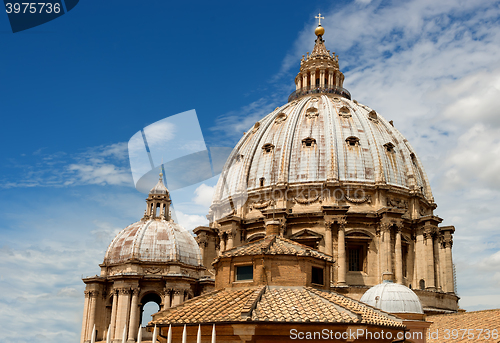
[[151, 286, 403, 329], [427, 309, 500, 342], [152, 287, 262, 324], [307, 287, 405, 328], [215, 236, 333, 262]]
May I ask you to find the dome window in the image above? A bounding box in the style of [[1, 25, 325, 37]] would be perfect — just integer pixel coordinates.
[[259, 177, 265, 187], [384, 142, 395, 153], [262, 143, 274, 154], [339, 106, 351, 117], [410, 153, 417, 167], [305, 107, 319, 118], [368, 110, 378, 121], [275, 112, 287, 124], [302, 137, 316, 148], [252, 122, 261, 133], [346, 136, 359, 147], [235, 264, 253, 281]]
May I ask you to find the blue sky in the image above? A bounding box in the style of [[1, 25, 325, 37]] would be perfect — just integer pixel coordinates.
[[1, 0, 500, 341]]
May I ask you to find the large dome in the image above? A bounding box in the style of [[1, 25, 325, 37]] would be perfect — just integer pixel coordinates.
[[213, 94, 433, 204], [360, 281, 424, 314], [104, 219, 202, 266]]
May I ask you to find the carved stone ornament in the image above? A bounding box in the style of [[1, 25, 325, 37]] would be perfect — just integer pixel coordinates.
[[345, 193, 372, 204], [293, 194, 321, 204], [250, 199, 275, 210], [144, 267, 163, 274], [387, 197, 408, 209]]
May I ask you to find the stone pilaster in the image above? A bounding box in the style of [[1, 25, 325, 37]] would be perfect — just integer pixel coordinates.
[[324, 220, 333, 256], [395, 226, 403, 284], [114, 288, 131, 342], [337, 217, 347, 286]]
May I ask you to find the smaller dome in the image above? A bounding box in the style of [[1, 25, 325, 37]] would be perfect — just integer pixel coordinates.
[[104, 219, 202, 266], [360, 281, 424, 314], [315, 25, 325, 36]]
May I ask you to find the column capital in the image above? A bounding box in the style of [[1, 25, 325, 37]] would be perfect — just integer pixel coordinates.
[[117, 288, 131, 295], [132, 288, 140, 296], [84, 290, 91, 297], [324, 220, 333, 230], [336, 216, 347, 227], [88, 290, 100, 297], [380, 222, 391, 232]]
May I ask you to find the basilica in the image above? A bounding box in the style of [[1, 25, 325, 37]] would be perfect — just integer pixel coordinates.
[[81, 18, 460, 343]]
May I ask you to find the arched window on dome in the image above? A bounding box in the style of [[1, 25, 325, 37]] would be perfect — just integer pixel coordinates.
[[384, 142, 396, 153], [345, 136, 360, 147], [302, 137, 317, 148], [346, 232, 371, 273], [339, 106, 351, 118], [262, 143, 274, 154]]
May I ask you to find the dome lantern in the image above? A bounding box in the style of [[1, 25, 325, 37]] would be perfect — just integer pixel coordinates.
[[144, 170, 171, 221], [290, 14, 350, 102]]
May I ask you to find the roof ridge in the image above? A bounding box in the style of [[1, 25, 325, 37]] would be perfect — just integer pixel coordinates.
[[240, 286, 266, 320], [428, 308, 500, 317]]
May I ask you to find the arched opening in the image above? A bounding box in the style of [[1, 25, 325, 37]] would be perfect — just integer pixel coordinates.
[[419, 279, 426, 290], [262, 143, 274, 154], [140, 292, 162, 327], [302, 137, 316, 148], [345, 136, 360, 147], [247, 233, 265, 242]]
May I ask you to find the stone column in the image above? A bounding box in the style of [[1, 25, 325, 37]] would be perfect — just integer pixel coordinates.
[[162, 288, 172, 310], [80, 291, 90, 343], [324, 221, 333, 256], [310, 70, 316, 87], [127, 288, 140, 341], [424, 228, 436, 290], [226, 231, 234, 250], [171, 289, 185, 307], [434, 234, 442, 291], [219, 232, 226, 253], [337, 217, 346, 286], [395, 227, 403, 284], [328, 69, 333, 86], [86, 291, 99, 342], [380, 223, 392, 276], [109, 290, 118, 339], [444, 238, 454, 293], [414, 230, 425, 289], [303, 73, 308, 90], [115, 289, 131, 342], [319, 69, 325, 87]]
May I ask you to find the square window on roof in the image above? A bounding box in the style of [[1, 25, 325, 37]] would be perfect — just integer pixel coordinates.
[[311, 267, 324, 285], [235, 265, 253, 281]]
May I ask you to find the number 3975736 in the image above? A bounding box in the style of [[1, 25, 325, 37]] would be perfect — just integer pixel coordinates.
[[5, 3, 61, 14]]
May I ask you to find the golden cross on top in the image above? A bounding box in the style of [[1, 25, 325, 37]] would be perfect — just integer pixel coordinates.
[[315, 12, 324, 26]]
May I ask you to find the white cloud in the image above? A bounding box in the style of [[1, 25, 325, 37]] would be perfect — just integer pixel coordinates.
[[192, 183, 215, 208], [1, 142, 133, 189], [175, 210, 208, 231]]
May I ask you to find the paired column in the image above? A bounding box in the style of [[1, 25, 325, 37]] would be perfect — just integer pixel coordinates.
[[115, 288, 131, 341], [80, 291, 90, 343], [226, 231, 234, 250], [218, 232, 226, 254], [85, 291, 99, 342], [162, 288, 172, 310], [109, 290, 118, 339], [127, 288, 140, 341], [424, 228, 436, 290], [302, 73, 307, 90], [444, 238, 454, 293], [337, 217, 346, 286], [171, 289, 185, 307], [328, 69, 334, 86], [319, 69, 325, 87], [310, 70, 316, 87]]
